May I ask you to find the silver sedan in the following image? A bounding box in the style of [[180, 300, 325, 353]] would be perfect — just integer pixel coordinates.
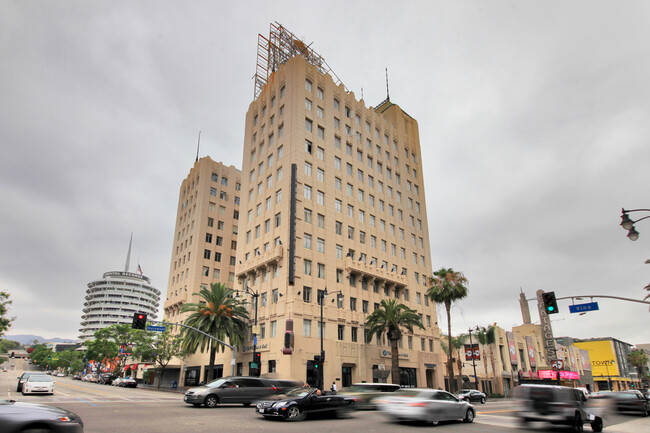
[[376, 388, 475, 425]]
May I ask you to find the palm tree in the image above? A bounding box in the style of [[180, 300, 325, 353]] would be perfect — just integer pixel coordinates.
[[365, 298, 424, 385], [427, 267, 469, 392], [441, 334, 468, 391], [181, 283, 249, 382], [476, 325, 497, 394]]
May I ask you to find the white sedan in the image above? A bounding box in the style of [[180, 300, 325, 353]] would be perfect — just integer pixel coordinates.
[[376, 388, 475, 425], [22, 375, 54, 395]]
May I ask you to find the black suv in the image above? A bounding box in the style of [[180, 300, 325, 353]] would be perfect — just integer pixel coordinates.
[[513, 384, 603, 432]]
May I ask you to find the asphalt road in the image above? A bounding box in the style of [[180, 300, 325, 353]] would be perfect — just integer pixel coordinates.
[[1, 358, 644, 433]]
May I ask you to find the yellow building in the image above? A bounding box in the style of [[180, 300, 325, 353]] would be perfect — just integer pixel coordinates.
[[573, 338, 641, 391]]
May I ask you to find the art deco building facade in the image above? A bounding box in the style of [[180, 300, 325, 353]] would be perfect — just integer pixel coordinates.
[[227, 25, 444, 389], [163, 157, 241, 384]]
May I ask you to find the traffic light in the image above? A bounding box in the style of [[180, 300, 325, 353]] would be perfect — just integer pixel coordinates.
[[251, 352, 261, 377], [132, 312, 147, 329], [313, 355, 322, 370], [542, 292, 559, 315]]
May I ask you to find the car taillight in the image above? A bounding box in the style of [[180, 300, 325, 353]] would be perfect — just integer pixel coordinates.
[[408, 402, 427, 407]]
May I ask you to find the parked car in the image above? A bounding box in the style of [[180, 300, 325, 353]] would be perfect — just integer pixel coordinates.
[[513, 384, 603, 432], [117, 377, 137, 388], [376, 388, 475, 426], [16, 373, 46, 392], [55, 372, 65, 377], [184, 376, 301, 408], [82, 374, 99, 383], [339, 383, 400, 409], [98, 373, 118, 385], [455, 389, 487, 404], [72, 374, 82, 380], [0, 398, 84, 432], [22, 375, 55, 395], [256, 387, 356, 421]]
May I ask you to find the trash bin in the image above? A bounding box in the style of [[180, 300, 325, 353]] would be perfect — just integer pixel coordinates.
[[172, 380, 178, 390]]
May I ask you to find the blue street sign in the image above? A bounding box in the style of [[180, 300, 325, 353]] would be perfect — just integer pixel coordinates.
[[147, 325, 166, 332], [253, 336, 258, 345], [569, 302, 599, 314]]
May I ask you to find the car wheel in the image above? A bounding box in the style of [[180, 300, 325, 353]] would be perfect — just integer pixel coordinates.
[[481, 397, 486, 404], [430, 419, 439, 426], [204, 395, 219, 408], [285, 405, 303, 421], [571, 414, 583, 432], [590, 417, 603, 432], [336, 407, 352, 419], [464, 409, 475, 423]]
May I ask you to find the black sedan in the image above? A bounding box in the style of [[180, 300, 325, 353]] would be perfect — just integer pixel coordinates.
[[0, 398, 84, 432], [256, 387, 356, 421], [455, 389, 487, 404]]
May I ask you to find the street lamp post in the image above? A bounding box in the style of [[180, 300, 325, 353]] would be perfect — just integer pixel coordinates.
[[620, 208, 650, 241], [318, 287, 343, 391], [235, 283, 260, 377], [467, 326, 480, 391]]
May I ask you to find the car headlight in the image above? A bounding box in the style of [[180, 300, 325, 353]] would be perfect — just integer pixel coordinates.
[[273, 401, 288, 408]]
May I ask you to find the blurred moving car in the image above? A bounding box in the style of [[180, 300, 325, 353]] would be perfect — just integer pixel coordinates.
[[0, 398, 83, 432], [339, 383, 400, 409], [16, 373, 46, 392], [455, 389, 487, 404], [513, 384, 603, 432], [184, 376, 301, 408], [592, 391, 649, 416], [22, 375, 55, 395], [256, 387, 356, 421], [376, 388, 475, 425]]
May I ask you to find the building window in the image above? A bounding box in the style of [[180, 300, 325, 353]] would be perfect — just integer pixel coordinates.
[[272, 289, 279, 303], [304, 185, 312, 200], [317, 238, 325, 253], [338, 324, 345, 341], [303, 319, 311, 337], [203, 250, 211, 260], [304, 233, 312, 249], [317, 263, 325, 278], [303, 286, 312, 303], [305, 79, 312, 92], [351, 327, 358, 343], [303, 259, 312, 276], [350, 297, 357, 311]]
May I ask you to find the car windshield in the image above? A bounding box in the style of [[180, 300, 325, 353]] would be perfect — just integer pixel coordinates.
[[206, 378, 228, 388], [28, 376, 53, 382], [285, 388, 313, 397]]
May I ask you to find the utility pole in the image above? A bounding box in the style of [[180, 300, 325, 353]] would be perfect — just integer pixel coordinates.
[[467, 326, 480, 391]]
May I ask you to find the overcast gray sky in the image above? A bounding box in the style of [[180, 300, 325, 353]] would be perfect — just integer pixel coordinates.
[[2, 1, 649, 345]]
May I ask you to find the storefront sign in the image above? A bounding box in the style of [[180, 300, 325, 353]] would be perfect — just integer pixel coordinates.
[[538, 370, 580, 380]]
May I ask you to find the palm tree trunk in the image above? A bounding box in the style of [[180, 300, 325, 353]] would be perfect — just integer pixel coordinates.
[[445, 301, 455, 392], [488, 345, 499, 394], [207, 344, 216, 382], [391, 337, 400, 385], [482, 346, 488, 392]]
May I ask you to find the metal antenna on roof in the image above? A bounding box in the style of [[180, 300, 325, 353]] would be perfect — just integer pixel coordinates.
[[125, 233, 133, 272], [385, 68, 390, 101], [195, 131, 201, 162], [361, 87, 364, 100]]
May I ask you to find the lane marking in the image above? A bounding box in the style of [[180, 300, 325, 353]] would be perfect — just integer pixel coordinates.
[[477, 409, 517, 414], [76, 398, 97, 407]]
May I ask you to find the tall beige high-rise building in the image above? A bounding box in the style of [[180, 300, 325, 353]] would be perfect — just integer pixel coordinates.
[[230, 24, 444, 388], [163, 157, 242, 385]]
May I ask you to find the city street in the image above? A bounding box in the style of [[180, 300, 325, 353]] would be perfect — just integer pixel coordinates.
[[2, 359, 648, 433]]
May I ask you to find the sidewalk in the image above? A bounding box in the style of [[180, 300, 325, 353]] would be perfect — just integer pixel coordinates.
[[137, 382, 186, 394], [604, 416, 650, 433]]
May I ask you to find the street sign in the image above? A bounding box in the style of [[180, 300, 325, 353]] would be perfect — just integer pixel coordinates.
[[569, 302, 599, 314], [147, 325, 166, 332]]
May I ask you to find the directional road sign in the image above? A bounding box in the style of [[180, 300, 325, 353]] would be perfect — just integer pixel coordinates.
[[147, 325, 166, 332], [569, 302, 599, 314]]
